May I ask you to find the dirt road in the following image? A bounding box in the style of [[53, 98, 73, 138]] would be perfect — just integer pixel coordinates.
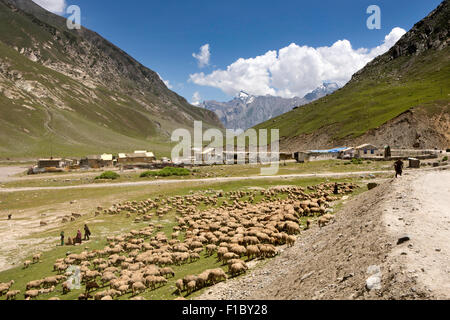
[[0, 169, 400, 193], [383, 169, 450, 299], [0, 166, 27, 182], [197, 167, 449, 300]]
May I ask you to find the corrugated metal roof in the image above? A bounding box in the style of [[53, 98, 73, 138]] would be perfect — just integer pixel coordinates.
[[309, 147, 347, 153]]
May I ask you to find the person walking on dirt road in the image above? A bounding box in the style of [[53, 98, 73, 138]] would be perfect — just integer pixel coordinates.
[[394, 159, 404, 178]]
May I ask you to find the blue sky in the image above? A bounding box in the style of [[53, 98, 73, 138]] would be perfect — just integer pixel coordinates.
[[35, 0, 443, 103]]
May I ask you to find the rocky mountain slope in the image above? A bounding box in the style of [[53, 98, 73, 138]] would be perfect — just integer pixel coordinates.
[[201, 83, 339, 131], [255, 0, 449, 151], [0, 0, 222, 158]]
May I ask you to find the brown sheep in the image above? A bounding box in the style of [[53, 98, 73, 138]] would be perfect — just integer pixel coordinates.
[[229, 263, 248, 277], [286, 235, 296, 247], [175, 279, 184, 295], [26, 280, 42, 291], [318, 214, 334, 227], [132, 282, 146, 295], [208, 268, 227, 284], [186, 280, 196, 295], [6, 290, 20, 300], [159, 267, 175, 278], [24, 290, 40, 299]]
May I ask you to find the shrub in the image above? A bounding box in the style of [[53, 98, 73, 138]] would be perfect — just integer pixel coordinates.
[[443, 156, 448, 162], [95, 171, 120, 180], [140, 167, 190, 178], [351, 158, 363, 165]]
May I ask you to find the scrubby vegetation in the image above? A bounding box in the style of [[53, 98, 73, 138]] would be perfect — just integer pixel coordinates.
[[95, 171, 120, 180], [140, 167, 190, 178]]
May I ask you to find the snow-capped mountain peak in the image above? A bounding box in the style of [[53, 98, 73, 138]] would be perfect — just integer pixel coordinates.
[[236, 90, 255, 104]]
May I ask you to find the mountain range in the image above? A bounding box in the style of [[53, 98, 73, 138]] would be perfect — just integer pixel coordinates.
[[200, 82, 339, 131], [255, 0, 449, 151], [0, 0, 222, 158]]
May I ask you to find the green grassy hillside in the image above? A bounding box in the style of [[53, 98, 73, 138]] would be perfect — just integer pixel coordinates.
[[255, 1, 449, 148], [256, 48, 449, 140], [0, 0, 222, 159]]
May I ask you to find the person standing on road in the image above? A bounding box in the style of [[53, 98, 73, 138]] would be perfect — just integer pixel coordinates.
[[83, 224, 91, 241], [394, 159, 404, 178]]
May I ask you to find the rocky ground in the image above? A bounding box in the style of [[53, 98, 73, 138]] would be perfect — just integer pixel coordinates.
[[197, 167, 450, 300]]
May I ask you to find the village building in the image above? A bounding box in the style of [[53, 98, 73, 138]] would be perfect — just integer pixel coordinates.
[[355, 144, 381, 158], [80, 154, 114, 169], [295, 148, 346, 162], [338, 147, 356, 159], [117, 151, 156, 164], [37, 158, 65, 169]]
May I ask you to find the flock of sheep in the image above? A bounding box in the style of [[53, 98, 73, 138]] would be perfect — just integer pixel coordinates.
[[0, 182, 357, 300]]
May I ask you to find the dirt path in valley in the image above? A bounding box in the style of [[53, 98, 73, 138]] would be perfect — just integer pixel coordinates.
[[0, 169, 409, 193], [383, 170, 450, 299], [0, 166, 28, 182], [197, 167, 449, 300]]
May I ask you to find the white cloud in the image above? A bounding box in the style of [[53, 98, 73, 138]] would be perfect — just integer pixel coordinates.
[[157, 73, 173, 89], [192, 44, 211, 68], [190, 28, 406, 98], [32, 0, 67, 14], [191, 91, 202, 106]]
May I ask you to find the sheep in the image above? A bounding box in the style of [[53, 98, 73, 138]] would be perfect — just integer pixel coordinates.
[[175, 279, 184, 295], [6, 290, 20, 300], [48, 297, 61, 300], [32, 253, 42, 263], [132, 281, 146, 295], [318, 214, 334, 227], [85, 281, 100, 293], [0, 280, 15, 295], [186, 280, 196, 295], [117, 284, 129, 295], [205, 244, 217, 256], [62, 282, 71, 295], [182, 275, 198, 287], [101, 295, 113, 300], [24, 290, 40, 299], [101, 272, 117, 285], [195, 270, 211, 289], [23, 260, 32, 269], [39, 286, 55, 295], [26, 280, 43, 290], [246, 245, 260, 260], [130, 296, 146, 300], [286, 235, 296, 247], [208, 268, 227, 284], [159, 267, 175, 278], [43, 276, 60, 288], [229, 262, 248, 277]]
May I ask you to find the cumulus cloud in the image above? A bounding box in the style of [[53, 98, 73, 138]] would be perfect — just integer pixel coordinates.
[[192, 44, 211, 68], [191, 91, 202, 106], [157, 73, 173, 89], [32, 0, 66, 14], [190, 28, 406, 98]]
